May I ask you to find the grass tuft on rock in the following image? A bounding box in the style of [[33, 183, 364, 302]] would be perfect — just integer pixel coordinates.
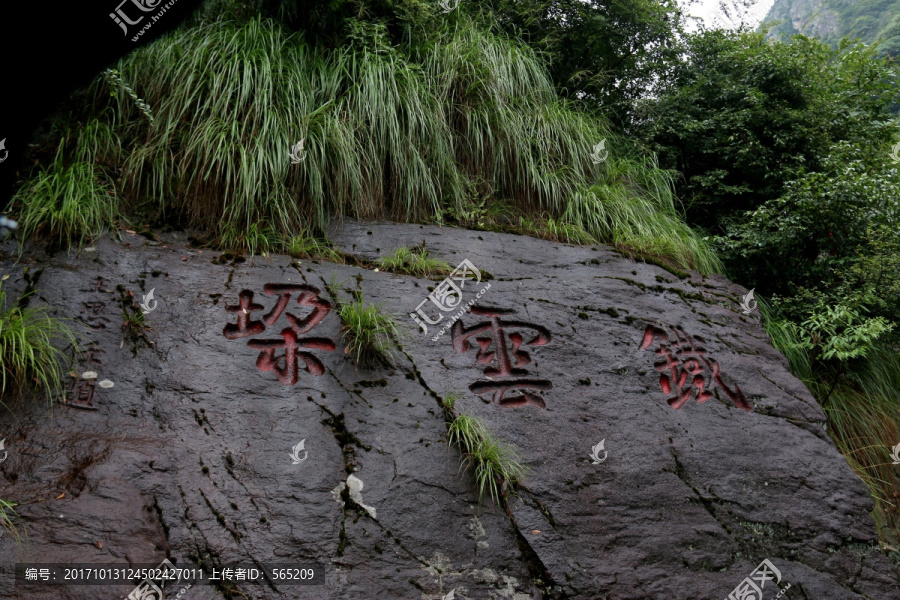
[[448, 413, 527, 506], [0, 280, 77, 402], [0, 499, 23, 548], [337, 290, 402, 368], [285, 231, 343, 262], [374, 247, 452, 278]]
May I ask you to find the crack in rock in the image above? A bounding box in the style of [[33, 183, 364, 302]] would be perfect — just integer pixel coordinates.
[[331, 474, 377, 519]]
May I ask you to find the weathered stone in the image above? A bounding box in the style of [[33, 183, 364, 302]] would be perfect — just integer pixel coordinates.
[[0, 223, 897, 599]]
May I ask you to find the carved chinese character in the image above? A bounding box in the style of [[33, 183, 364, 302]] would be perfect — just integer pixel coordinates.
[[261, 283, 332, 334], [63, 376, 98, 411], [80, 301, 109, 330], [452, 306, 552, 408], [86, 342, 105, 365], [248, 328, 335, 384], [223, 290, 266, 340], [224, 284, 335, 385], [639, 325, 751, 411]]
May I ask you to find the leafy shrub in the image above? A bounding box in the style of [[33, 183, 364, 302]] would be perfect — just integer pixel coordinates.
[[782, 302, 894, 363], [717, 143, 900, 324]]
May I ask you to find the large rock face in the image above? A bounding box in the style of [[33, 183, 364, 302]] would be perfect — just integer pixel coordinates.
[[0, 222, 898, 599]]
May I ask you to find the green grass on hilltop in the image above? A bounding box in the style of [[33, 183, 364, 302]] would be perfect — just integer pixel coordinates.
[[11, 8, 719, 274]]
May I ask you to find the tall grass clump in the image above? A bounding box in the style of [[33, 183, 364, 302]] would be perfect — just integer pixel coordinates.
[[0, 281, 78, 402], [759, 297, 900, 548], [448, 413, 527, 506], [25, 7, 719, 271], [12, 142, 119, 250]]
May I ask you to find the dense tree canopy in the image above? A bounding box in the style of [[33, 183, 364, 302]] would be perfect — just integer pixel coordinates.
[[639, 31, 900, 232]]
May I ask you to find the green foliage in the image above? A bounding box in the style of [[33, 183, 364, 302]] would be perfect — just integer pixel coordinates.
[[12, 142, 119, 250], [764, 0, 900, 58], [337, 290, 402, 367], [560, 155, 722, 274], [0, 499, 23, 547], [21, 7, 718, 272], [101, 69, 155, 124], [717, 143, 900, 324], [0, 280, 78, 402], [217, 221, 282, 256], [448, 413, 527, 506], [284, 231, 343, 262], [761, 300, 900, 547], [782, 301, 894, 362], [480, 0, 686, 126], [641, 31, 900, 232], [374, 247, 452, 278], [441, 390, 463, 413]]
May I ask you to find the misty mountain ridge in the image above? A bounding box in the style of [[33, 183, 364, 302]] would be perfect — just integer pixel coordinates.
[[762, 0, 900, 55]]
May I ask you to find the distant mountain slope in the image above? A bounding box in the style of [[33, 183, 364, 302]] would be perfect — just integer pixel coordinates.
[[762, 0, 900, 55]]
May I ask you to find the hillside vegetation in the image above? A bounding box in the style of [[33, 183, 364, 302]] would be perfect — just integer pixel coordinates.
[[764, 0, 900, 55], [4, 0, 900, 550]]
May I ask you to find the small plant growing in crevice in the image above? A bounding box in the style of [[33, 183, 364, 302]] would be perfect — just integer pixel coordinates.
[[374, 246, 452, 278], [0, 278, 78, 402], [285, 231, 344, 263], [448, 413, 527, 506], [335, 288, 402, 368], [441, 390, 463, 414], [117, 286, 153, 353], [0, 499, 24, 548]]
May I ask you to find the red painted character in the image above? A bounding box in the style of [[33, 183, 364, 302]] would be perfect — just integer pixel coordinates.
[[452, 306, 552, 408], [639, 325, 751, 411], [224, 285, 335, 384]]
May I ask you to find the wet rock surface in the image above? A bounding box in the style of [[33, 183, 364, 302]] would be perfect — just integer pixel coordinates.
[[0, 222, 898, 599]]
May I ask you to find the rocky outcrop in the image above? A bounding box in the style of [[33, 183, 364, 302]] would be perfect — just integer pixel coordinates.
[[0, 222, 898, 599], [765, 0, 845, 41]]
